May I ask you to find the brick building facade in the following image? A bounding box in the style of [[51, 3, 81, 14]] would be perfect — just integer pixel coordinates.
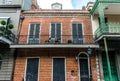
[[11, 3, 99, 81]]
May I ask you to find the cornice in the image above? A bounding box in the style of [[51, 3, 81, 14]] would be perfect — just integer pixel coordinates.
[[22, 9, 90, 17]]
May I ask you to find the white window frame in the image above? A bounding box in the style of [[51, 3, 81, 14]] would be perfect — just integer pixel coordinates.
[[27, 23, 40, 44], [71, 23, 84, 44], [50, 22, 62, 43], [24, 57, 40, 81]]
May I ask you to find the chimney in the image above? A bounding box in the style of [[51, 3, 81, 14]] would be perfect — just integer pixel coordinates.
[[31, 0, 39, 9], [82, 6, 86, 10]]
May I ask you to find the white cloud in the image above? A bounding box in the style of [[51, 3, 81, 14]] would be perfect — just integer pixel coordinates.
[[37, 0, 73, 9]]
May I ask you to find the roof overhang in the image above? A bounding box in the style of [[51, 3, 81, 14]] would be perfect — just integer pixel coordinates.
[[0, 36, 13, 44], [10, 44, 99, 48]]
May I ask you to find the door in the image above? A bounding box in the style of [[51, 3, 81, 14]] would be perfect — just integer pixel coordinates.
[[25, 58, 39, 81], [79, 54, 89, 81], [72, 23, 83, 44], [28, 23, 40, 44], [53, 58, 65, 81], [102, 51, 118, 81]]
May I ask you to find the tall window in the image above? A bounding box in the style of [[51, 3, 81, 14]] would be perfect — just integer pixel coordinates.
[[53, 58, 65, 81], [72, 23, 83, 44], [28, 23, 40, 44], [0, 55, 2, 69], [79, 54, 89, 81], [2, 0, 12, 4], [25, 58, 39, 81], [50, 23, 61, 43]]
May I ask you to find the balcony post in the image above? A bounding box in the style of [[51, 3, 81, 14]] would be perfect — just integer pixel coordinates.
[[103, 37, 112, 81], [97, 3, 107, 27]]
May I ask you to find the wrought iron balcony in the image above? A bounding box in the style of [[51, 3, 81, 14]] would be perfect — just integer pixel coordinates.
[[96, 0, 120, 2], [0, 30, 16, 44], [95, 23, 120, 39], [14, 35, 95, 45]]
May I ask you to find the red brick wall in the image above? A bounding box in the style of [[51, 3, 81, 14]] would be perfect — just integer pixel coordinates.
[[13, 48, 97, 81], [19, 17, 93, 44]]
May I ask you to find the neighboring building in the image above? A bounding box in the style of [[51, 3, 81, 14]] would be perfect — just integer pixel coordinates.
[[11, 3, 99, 81], [0, 0, 38, 81], [90, 0, 120, 81]]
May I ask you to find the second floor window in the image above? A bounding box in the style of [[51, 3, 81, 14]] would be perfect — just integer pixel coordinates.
[[50, 23, 61, 43], [28, 23, 40, 44], [72, 23, 83, 44]]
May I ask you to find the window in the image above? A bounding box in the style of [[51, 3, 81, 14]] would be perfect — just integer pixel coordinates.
[[25, 58, 39, 81], [79, 54, 89, 81], [53, 58, 65, 81], [28, 23, 40, 44], [72, 23, 83, 44], [2, 0, 12, 4], [0, 55, 2, 69], [50, 23, 61, 43]]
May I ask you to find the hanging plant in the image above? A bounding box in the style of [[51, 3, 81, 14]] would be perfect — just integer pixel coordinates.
[[1, 20, 6, 25], [0, 32, 3, 36], [0, 26, 5, 31], [8, 23, 14, 29], [5, 30, 12, 35]]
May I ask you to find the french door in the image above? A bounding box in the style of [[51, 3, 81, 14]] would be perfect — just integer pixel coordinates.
[[72, 23, 83, 44], [28, 23, 40, 44], [25, 58, 39, 81], [79, 54, 89, 81], [53, 58, 65, 81]]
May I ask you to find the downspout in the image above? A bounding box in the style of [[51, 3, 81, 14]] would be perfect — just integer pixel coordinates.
[[103, 37, 112, 81]]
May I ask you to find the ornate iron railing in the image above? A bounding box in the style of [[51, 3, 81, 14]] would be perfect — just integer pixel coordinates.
[[0, 30, 16, 43], [14, 35, 95, 45], [95, 23, 120, 38]]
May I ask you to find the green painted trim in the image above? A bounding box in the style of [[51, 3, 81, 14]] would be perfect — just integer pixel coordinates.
[[91, 0, 120, 15], [103, 37, 112, 81]]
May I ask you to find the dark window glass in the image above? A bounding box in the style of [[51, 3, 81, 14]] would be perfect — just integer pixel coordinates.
[[79, 55, 89, 81], [26, 58, 39, 81], [28, 23, 40, 44], [51, 23, 55, 38], [72, 23, 83, 44], [50, 23, 61, 43], [53, 58, 65, 81]]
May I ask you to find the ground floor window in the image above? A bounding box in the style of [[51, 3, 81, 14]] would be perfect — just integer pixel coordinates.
[[102, 51, 118, 81], [25, 58, 39, 81], [53, 58, 65, 81]]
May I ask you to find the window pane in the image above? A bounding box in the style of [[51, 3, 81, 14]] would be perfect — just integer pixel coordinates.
[[78, 24, 83, 38], [35, 24, 40, 38], [26, 58, 39, 81], [72, 24, 77, 39], [29, 24, 34, 38], [56, 23, 61, 40], [51, 23, 55, 38]]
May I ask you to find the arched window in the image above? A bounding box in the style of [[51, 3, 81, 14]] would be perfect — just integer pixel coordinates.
[[0, 55, 2, 69], [79, 53, 90, 81]]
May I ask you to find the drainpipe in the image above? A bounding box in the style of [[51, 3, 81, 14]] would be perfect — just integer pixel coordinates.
[[103, 37, 112, 81]]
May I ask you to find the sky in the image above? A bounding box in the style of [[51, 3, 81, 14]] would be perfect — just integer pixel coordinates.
[[37, 0, 95, 9]]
